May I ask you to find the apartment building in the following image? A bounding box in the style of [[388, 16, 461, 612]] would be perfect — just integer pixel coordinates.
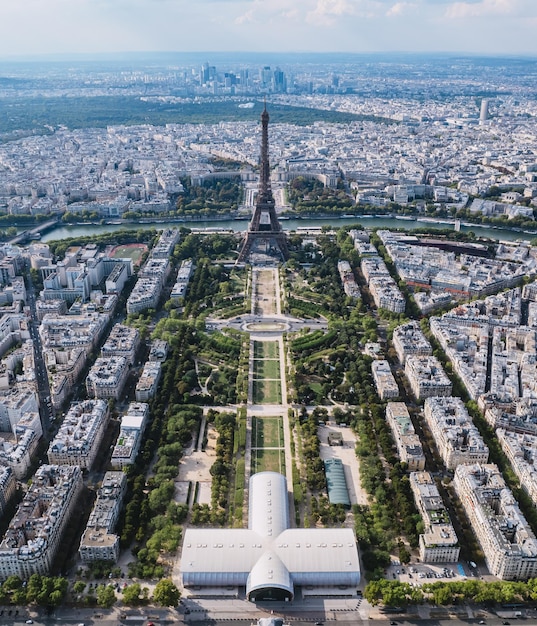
[[405, 355, 452, 401], [453, 464, 537, 580], [135, 360, 162, 402], [371, 360, 399, 400], [0, 385, 39, 434], [392, 321, 432, 365], [170, 259, 194, 300], [126, 278, 161, 314], [86, 356, 129, 400], [39, 314, 108, 351], [36, 299, 68, 321], [337, 260, 361, 300], [150, 228, 180, 258], [0, 427, 40, 479], [79, 471, 127, 563], [111, 402, 149, 469], [45, 346, 86, 410], [0, 465, 16, 516], [0, 465, 83, 581], [423, 396, 489, 469], [410, 472, 460, 563], [47, 399, 109, 470], [101, 323, 140, 366], [148, 339, 169, 362], [385, 402, 425, 471], [497, 429, 537, 508], [140, 257, 170, 287], [0, 313, 31, 358], [360, 255, 406, 313], [105, 262, 129, 295], [430, 316, 488, 401]]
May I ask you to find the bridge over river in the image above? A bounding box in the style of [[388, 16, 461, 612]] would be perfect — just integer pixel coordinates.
[[8, 218, 61, 245]]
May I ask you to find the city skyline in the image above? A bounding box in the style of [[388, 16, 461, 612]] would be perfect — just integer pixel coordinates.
[[1, 0, 537, 59]]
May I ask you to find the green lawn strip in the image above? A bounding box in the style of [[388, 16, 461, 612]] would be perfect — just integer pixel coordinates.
[[262, 342, 280, 359], [252, 448, 286, 474], [253, 340, 279, 360], [253, 379, 282, 404], [252, 416, 283, 448], [252, 358, 281, 379]]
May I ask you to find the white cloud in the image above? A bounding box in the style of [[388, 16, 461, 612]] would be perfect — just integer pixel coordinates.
[[235, 9, 255, 24], [445, 0, 516, 19], [386, 2, 416, 17], [234, 0, 308, 25], [0, 0, 536, 57], [306, 0, 378, 26]]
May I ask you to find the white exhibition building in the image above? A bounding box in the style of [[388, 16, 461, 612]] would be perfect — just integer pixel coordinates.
[[181, 472, 361, 600]]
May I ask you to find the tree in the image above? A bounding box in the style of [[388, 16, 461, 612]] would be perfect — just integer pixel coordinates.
[[399, 545, 411, 565], [122, 582, 143, 606], [96, 584, 116, 608], [26, 574, 42, 602], [73, 581, 86, 594], [49, 590, 64, 606], [12, 587, 28, 605], [2, 575, 22, 592], [152, 578, 181, 607]]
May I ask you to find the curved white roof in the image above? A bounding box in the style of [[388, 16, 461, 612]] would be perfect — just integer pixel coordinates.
[[249, 471, 289, 538], [246, 549, 293, 598]]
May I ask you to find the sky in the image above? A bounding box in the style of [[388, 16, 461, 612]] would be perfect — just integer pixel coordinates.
[[1, 0, 536, 58]]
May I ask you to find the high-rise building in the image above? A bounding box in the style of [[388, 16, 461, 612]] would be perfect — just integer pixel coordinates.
[[479, 98, 489, 125]]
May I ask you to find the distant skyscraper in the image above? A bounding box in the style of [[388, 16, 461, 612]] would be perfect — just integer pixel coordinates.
[[200, 62, 210, 85], [479, 99, 489, 125], [272, 67, 286, 93], [239, 69, 249, 89], [200, 62, 216, 85], [261, 66, 272, 88]]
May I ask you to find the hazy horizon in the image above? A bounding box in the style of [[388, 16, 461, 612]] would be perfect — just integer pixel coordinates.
[[2, 50, 537, 63], [1, 1, 536, 59]]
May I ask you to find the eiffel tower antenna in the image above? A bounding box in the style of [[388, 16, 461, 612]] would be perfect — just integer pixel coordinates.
[[237, 103, 288, 263]]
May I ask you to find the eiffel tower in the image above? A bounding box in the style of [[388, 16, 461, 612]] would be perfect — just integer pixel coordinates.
[[237, 104, 289, 263]]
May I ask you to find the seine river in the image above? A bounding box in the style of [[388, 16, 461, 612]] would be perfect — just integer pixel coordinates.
[[40, 215, 537, 243]]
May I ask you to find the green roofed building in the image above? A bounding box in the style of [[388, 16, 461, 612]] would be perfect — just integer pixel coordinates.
[[324, 458, 351, 508]]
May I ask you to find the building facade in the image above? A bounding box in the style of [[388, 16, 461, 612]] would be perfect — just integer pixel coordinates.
[[0, 465, 83, 581], [453, 464, 537, 580]]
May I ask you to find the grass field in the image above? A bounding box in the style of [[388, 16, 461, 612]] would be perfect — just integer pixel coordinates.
[[252, 379, 282, 404], [253, 341, 280, 360], [252, 448, 286, 474], [252, 416, 283, 448], [253, 358, 280, 379], [109, 243, 147, 265]]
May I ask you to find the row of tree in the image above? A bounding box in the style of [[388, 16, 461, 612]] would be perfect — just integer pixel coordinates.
[[208, 411, 237, 526], [365, 577, 537, 608]]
